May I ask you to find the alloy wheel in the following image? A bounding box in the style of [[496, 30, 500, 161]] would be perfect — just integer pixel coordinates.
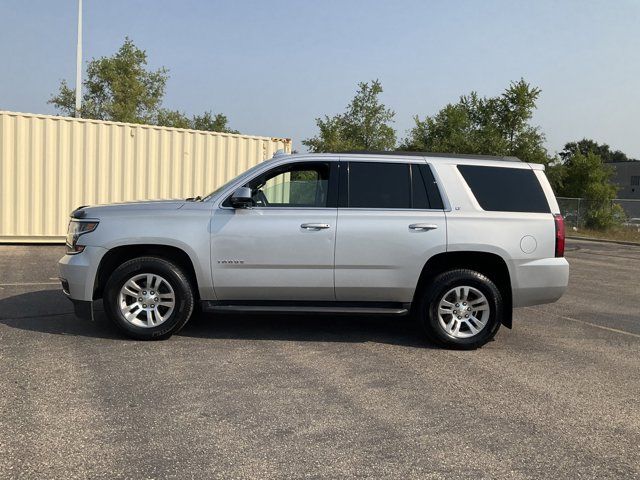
[[436, 286, 490, 338], [118, 273, 176, 328]]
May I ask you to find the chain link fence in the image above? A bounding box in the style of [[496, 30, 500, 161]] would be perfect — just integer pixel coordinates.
[[557, 197, 640, 229]]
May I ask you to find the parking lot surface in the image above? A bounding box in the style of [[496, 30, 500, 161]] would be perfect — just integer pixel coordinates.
[[0, 239, 639, 479]]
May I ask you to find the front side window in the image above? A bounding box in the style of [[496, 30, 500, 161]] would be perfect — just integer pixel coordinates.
[[228, 162, 331, 208]]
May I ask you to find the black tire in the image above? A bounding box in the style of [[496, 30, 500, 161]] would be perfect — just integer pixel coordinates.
[[417, 269, 502, 349], [103, 256, 195, 340]]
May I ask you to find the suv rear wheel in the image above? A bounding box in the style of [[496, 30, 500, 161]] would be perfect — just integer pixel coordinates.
[[103, 256, 195, 340], [418, 269, 502, 349]]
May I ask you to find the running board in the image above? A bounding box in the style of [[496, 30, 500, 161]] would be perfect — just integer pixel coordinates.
[[201, 301, 410, 316]]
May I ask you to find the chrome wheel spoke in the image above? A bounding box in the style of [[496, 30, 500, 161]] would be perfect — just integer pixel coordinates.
[[122, 303, 138, 314], [460, 286, 469, 301], [470, 315, 486, 328], [450, 320, 461, 336], [437, 285, 491, 339], [466, 319, 479, 335], [125, 279, 142, 293], [122, 286, 139, 297], [471, 297, 488, 307], [118, 273, 175, 329], [154, 308, 165, 323], [454, 287, 463, 302], [445, 318, 456, 334]]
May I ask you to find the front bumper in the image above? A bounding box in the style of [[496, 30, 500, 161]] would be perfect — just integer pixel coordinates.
[[58, 245, 107, 302]]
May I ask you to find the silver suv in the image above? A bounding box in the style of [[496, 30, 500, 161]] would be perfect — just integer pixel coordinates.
[[59, 152, 569, 349]]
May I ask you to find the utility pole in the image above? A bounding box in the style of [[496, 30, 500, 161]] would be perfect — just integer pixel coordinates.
[[75, 0, 83, 117]]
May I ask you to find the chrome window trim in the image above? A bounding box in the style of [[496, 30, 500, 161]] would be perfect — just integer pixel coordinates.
[[218, 206, 338, 211], [220, 206, 447, 212], [337, 208, 447, 212]]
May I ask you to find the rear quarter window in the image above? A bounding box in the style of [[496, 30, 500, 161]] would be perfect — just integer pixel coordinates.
[[457, 165, 550, 213]]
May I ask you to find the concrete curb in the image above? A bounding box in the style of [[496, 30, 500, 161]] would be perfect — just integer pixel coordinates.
[[567, 236, 640, 247]]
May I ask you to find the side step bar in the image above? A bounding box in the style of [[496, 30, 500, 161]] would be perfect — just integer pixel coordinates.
[[201, 301, 410, 316]]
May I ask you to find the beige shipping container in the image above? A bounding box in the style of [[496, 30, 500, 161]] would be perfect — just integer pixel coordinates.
[[0, 111, 291, 243]]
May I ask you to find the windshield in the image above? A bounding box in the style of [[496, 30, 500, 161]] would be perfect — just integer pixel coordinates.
[[202, 162, 269, 201]]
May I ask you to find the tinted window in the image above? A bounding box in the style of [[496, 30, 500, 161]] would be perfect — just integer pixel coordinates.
[[411, 164, 430, 209], [457, 165, 550, 213], [418, 164, 444, 210], [349, 162, 411, 208]]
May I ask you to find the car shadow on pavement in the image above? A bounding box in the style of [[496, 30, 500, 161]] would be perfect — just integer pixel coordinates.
[[0, 289, 436, 348], [179, 311, 434, 349], [0, 289, 121, 339]]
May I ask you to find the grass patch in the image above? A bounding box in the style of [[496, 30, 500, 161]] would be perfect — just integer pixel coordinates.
[[568, 227, 640, 243]]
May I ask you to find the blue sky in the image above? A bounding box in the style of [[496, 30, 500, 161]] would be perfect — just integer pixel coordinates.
[[1, 0, 639, 156]]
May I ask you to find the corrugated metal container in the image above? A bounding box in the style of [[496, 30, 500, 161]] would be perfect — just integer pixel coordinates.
[[0, 111, 291, 242]]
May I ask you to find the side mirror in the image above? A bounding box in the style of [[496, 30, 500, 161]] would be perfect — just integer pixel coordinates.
[[230, 187, 254, 208]]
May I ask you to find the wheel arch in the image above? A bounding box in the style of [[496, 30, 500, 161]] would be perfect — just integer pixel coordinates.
[[93, 244, 199, 301], [413, 251, 513, 328]]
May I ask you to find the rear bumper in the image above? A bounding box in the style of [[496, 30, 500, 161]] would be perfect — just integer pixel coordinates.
[[511, 257, 570, 308]]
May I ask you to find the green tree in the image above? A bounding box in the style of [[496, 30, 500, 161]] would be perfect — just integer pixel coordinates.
[[303, 80, 396, 152], [192, 111, 238, 134], [155, 109, 192, 129], [401, 79, 549, 165], [555, 150, 621, 229], [49, 38, 237, 133], [560, 139, 635, 163], [155, 109, 238, 133], [49, 38, 167, 123]]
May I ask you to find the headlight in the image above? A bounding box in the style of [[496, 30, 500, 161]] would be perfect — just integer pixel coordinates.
[[66, 220, 99, 254]]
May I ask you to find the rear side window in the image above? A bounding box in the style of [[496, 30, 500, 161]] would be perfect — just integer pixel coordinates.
[[348, 162, 411, 208], [457, 165, 550, 213], [346, 162, 443, 209], [418, 164, 444, 210]]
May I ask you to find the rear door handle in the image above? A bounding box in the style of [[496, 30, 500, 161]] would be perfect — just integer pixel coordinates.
[[409, 223, 439, 231], [301, 223, 331, 230]]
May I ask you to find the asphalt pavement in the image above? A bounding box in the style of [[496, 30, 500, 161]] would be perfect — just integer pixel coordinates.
[[0, 239, 638, 479]]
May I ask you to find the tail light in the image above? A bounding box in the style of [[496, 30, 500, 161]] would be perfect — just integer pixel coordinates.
[[554, 214, 565, 257]]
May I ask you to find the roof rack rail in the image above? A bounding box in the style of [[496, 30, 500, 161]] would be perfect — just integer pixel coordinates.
[[334, 150, 522, 162]]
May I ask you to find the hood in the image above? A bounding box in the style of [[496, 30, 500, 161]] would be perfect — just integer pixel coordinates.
[[73, 199, 187, 218]]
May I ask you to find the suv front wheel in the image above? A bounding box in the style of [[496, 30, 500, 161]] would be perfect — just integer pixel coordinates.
[[418, 269, 502, 349], [103, 256, 195, 340]]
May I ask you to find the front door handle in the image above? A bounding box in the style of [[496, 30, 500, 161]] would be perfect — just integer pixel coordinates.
[[409, 223, 439, 231], [301, 223, 331, 230]]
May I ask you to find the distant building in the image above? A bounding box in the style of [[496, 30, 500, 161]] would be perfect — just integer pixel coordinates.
[[610, 162, 640, 199]]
